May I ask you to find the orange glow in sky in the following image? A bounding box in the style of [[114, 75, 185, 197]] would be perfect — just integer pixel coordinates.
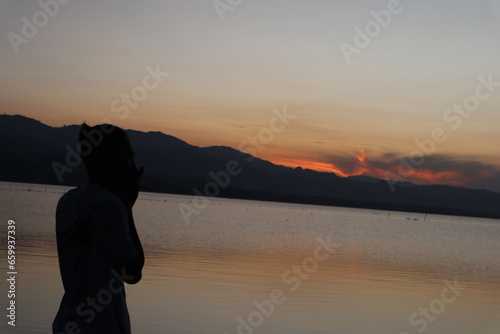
[[403, 170, 465, 185], [267, 148, 468, 187], [2, 2, 500, 192], [269, 157, 351, 177]]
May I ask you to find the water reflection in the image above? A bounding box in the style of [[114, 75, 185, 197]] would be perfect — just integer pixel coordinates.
[[0, 186, 499, 333]]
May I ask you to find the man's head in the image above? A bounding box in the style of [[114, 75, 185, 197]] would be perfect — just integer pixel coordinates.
[[79, 123, 143, 206], [79, 123, 133, 181]]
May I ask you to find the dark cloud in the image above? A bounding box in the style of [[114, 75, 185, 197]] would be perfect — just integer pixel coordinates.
[[321, 152, 500, 193], [416, 155, 500, 192], [324, 153, 363, 174]]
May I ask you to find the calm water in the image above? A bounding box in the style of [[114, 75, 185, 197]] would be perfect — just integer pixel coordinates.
[[0, 182, 499, 334]]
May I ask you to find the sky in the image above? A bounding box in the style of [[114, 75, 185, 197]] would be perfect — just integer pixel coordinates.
[[1, 0, 500, 191]]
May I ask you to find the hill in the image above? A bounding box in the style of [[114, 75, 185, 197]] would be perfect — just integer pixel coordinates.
[[1, 114, 500, 218]]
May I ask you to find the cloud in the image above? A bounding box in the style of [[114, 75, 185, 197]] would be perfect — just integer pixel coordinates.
[[412, 155, 500, 192], [319, 150, 500, 193]]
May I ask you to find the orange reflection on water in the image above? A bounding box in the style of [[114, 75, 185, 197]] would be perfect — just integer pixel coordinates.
[[129, 250, 500, 334]]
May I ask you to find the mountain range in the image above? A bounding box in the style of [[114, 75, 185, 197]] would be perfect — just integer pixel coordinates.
[[1, 114, 500, 218]]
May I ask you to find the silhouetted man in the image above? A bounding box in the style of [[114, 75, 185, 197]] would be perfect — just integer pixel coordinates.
[[53, 123, 144, 334]]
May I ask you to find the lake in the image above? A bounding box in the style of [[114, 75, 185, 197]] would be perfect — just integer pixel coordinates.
[[0, 182, 499, 333]]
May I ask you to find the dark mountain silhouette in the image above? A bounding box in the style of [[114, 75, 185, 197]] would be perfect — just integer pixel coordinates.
[[1, 114, 500, 218]]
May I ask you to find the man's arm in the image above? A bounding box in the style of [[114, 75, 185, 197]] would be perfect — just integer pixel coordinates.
[[106, 165, 145, 284], [100, 193, 144, 284], [120, 211, 144, 284]]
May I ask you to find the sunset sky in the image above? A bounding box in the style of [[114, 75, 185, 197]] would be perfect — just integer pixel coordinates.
[[1, 0, 500, 191]]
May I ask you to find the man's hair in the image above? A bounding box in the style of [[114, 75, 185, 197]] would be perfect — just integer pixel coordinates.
[[78, 123, 131, 180]]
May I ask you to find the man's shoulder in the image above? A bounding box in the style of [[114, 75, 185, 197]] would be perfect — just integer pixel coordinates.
[[58, 185, 125, 212]]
